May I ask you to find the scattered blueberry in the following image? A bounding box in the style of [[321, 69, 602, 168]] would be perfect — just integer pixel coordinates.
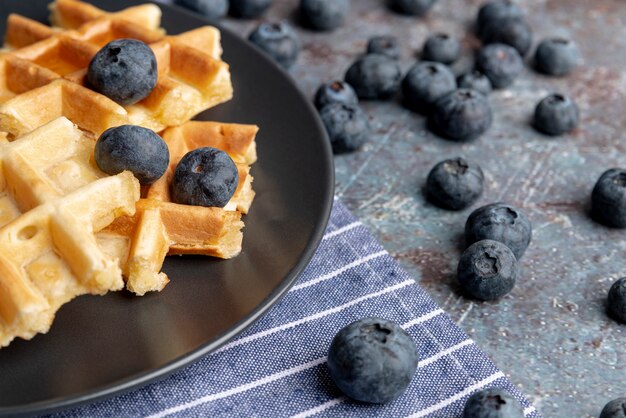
[[367, 35, 402, 60], [314, 81, 358, 110], [591, 168, 626, 228], [87, 39, 157, 106], [608, 278, 626, 323], [465, 203, 532, 259], [463, 388, 524, 417], [389, 0, 437, 16], [477, 0, 524, 33], [480, 17, 533, 56], [95, 125, 169, 185], [476, 43, 523, 89], [300, 0, 348, 31], [248, 22, 300, 69], [174, 0, 229, 20], [344, 54, 402, 100], [533, 93, 579, 136], [401, 61, 456, 114], [429, 89, 492, 141], [422, 33, 461, 65], [327, 317, 419, 404], [600, 398, 626, 418], [534, 38, 581, 76], [426, 157, 485, 210], [457, 71, 492, 95], [319, 103, 370, 154], [229, 0, 272, 18], [171, 147, 239, 207]]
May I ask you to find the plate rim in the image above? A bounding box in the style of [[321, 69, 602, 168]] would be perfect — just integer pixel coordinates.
[[0, 0, 335, 415]]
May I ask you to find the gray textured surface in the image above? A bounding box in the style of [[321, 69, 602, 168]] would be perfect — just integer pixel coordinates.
[[216, 1, 626, 416]]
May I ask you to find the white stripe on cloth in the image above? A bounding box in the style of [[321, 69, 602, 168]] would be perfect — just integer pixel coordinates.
[[289, 337, 471, 418], [213, 279, 415, 355], [322, 222, 361, 241], [524, 406, 537, 416], [149, 308, 447, 418], [290, 250, 388, 292]]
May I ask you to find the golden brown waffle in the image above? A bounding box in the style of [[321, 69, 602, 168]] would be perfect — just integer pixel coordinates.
[[0, 0, 232, 137], [0, 117, 140, 347]]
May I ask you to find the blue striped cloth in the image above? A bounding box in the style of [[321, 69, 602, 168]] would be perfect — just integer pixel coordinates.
[[52, 199, 540, 417]]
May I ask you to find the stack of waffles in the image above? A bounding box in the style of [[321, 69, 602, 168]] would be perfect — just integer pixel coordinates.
[[0, 0, 259, 347]]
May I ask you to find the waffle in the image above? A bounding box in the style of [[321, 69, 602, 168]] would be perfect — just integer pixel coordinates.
[[106, 120, 259, 295], [0, 0, 232, 137], [0, 117, 140, 347]]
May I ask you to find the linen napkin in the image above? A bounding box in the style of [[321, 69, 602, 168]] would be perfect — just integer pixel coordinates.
[[50, 199, 540, 417]]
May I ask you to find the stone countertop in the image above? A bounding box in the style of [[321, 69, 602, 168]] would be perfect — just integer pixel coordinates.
[[218, 0, 626, 416]]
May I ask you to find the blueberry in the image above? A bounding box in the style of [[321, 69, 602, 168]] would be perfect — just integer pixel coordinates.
[[344, 54, 402, 100], [248, 22, 300, 69], [174, 0, 228, 20], [402, 61, 456, 114], [480, 18, 533, 56], [457, 71, 492, 95], [95, 125, 169, 185], [319, 103, 370, 154], [229, 0, 272, 18], [533, 93, 579, 136], [465, 203, 532, 259], [429, 89, 492, 141], [608, 278, 626, 323], [171, 147, 239, 207], [600, 398, 626, 418], [299, 0, 348, 31], [389, 0, 437, 16], [476, 43, 523, 89], [87, 39, 157, 106], [477, 0, 524, 33], [327, 317, 419, 404], [426, 157, 485, 210], [314, 81, 358, 110], [534, 38, 581, 76], [591, 169, 626, 228], [463, 388, 524, 417], [367, 35, 401, 60], [422, 33, 461, 65]]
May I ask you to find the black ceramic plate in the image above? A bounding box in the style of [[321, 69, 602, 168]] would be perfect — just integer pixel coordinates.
[[0, 1, 333, 415]]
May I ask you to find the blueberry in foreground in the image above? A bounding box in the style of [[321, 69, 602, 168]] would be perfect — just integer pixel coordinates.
[[426, 157, 485, 210], [174, 0, 228, 20], [229, 0, 272, 18], [314, 81, 358, 110], [402, 61, 456, 114], [480, 17, 533, 56], [608, 278, 626, 323], [463, 388, 524, 417], [422, 33, 461, 65], [465, 203, 532, 259], [476, 43, 523, 89], [248, 22, 300, 69], [87, 39, 157, 106], [591, 168, 626, 228], [533, 94, 579, 136], [344, 54, 402, 100], [327, 317, 419, 404], [319, 103, 370, 154], [458, 240, 518, 300], [390, 0, 437, 16], [95, 125, 169, 185], [477, 0, 524, 32], [430, 89, 492, 141], [367, 35, 402, 60], [600, 397, 626, 418], [300, 0, 348, 31], [534, 38, 581, 76], [458, 71, 492, 95], [172, 147, 239, 207]]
